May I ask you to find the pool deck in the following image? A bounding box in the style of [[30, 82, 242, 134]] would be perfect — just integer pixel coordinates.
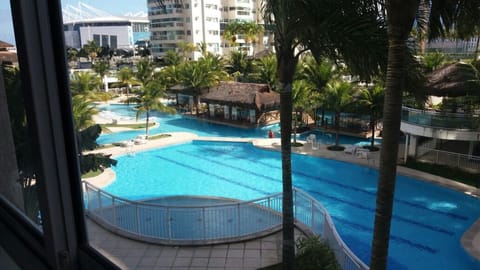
[[88, 218, 305, 270], [84, 132, 480, 265]]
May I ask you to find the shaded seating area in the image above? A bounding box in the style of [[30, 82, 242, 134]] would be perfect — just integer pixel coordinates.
[[200, 81, 281, 126]]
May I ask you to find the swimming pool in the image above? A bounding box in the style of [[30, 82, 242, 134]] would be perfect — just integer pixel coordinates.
[[96, 104, 375, 146], [104, 141, 480, 270]]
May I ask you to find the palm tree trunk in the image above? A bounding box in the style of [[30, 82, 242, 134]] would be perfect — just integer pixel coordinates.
[[126, 84, 131, 106], [474, 34, 480, 61], [370, 108, 376, 149], [335, 112, 340, 146], [293, 111, 297, 144], [370, 2, 418, 268], [145, 110, 150, 137], [277, 47, 297, 270]]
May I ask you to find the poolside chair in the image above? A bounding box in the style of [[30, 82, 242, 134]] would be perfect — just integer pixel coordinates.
[[119, 140, 134, 147], [343, 145, 358, 155], [133, 135, 148, 145], [355, 148, 370, 159]]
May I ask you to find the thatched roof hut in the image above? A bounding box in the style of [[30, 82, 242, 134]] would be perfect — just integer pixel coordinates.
[[0, 41, 14, 50], [424, 62, 480, 97], [201, 81, 280, 111]]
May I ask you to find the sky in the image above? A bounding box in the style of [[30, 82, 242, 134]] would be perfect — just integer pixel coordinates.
[[0, 0, 147, 45]]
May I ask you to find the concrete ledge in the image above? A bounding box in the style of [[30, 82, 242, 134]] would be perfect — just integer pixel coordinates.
[[461, 219, 480, 260]]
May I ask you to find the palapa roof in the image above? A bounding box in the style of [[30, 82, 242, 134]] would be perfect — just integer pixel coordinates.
[[0, 40, 14, 49], [201, 81, 280, 111], [424, 62, 480, 97]]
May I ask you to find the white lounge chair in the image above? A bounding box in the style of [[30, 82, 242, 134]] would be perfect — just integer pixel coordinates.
[[133, 135, 148, 145], [119, 140, 134, 147], [355, 148, 370, 159], [343, 145, 358, 154]]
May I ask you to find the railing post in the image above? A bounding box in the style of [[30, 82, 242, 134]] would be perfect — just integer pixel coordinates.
[[112, 196, 116, 226], [237, 203, 240, 236], [311, 199, 314, 229], [135, 204, 140, 235], [84, 182, 90, 211], [267, 197, 271, 226], [167, 208, 172, 241], [293, 189, 297, 222], [97, 189, 103, 218], [202, 207, 206, 240]]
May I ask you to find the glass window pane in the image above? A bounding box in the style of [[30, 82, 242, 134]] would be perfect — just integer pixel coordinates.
[[0, 246, 21, 270], [0, 0, 42, 230]]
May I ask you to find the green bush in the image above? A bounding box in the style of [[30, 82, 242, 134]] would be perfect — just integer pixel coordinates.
[[296, 236, 340, 270]]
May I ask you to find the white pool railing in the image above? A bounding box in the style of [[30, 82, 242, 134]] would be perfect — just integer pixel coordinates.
[[84, 181, 368, 270]]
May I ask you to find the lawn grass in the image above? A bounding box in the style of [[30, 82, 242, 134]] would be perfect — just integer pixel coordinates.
[[148, 134, 171, 140], [327, 145, 345, 151], [82, 169, 103, 178], [403, 159, 480, 188], [100, 122, 155, 130]]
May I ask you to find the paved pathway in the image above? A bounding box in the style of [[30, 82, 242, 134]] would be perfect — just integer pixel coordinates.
[[88, 219, 305, 270]]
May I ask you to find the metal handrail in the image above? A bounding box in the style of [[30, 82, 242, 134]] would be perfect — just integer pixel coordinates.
[[402, 106, 480, 118], [417, 145, 480, 172], [401, 106, 480, 130], [84, 182, 368, 270]]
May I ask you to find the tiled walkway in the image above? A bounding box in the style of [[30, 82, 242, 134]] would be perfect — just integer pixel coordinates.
[[87, 219, 305, 270]]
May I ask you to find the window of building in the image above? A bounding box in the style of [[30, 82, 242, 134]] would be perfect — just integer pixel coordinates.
[[1, 1, 122, 269], [93, 34, 100, 45], [110, 35, 117, 49], [101, 35, 109, 47]]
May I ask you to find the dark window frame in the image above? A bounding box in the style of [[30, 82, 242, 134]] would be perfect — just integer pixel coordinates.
[[1, 0, 120, 269]]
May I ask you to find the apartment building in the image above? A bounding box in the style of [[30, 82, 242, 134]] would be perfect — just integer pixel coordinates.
[[148, 0, 222, 60], [148, 0, 269, 60]]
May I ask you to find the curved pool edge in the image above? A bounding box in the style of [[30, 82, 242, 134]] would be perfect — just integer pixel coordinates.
[[83, 134, 480, 264], [84, 181, 369, 269], [461, 219, 480, 260]]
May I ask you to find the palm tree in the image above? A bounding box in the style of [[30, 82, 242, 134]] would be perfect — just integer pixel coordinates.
[[257, 54, 277, 89], [223, 20, 242, 48], [178, 55, 228, 116], [117, 67, 136, 104], [69, 71, 102, 97], [300, 56, 338, 126], [263, 1, 387, 267], [69, 71, 112, 103], [243, 21, 264, 55], [292, 80, 312, 143], [358, 84, 384, 149], [163, 50, 182, 66], [228, 50, 255, 82], [83, 40, 101, 62], [370, 1, 480, 269], [135, 58, 155, 87], [322, 79, 354, 147], [92, 59, 110, 92], [422, 51, 446, 72], [71, 95, 98, 131], [177, 41, 197, 61], [129, 81, 175, 136]]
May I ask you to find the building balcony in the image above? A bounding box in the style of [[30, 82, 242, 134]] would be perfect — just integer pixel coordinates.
[[402, 106, 479, 130], [401, 106, 480, 141]]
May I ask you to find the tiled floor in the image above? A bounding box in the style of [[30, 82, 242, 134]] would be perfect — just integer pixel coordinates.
[[87, 219, 305, 270]]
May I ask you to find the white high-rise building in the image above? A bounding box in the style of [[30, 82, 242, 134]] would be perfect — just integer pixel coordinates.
[[148, 0, 222, 60], [148, 0, 271, 60]]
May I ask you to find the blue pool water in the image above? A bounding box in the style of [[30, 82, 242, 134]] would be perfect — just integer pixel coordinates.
[[104, 141, 480, 270], [96, 104, 376, 145]]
